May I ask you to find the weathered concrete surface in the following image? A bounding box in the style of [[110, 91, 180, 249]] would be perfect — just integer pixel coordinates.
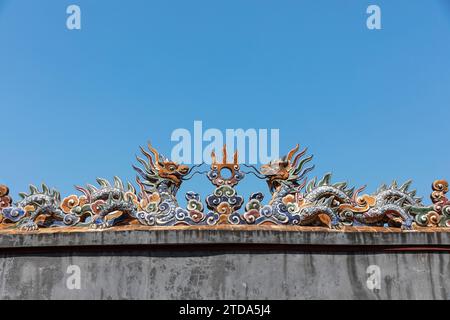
[[0, 225, 449, 248], [0, 228, 449, 300]]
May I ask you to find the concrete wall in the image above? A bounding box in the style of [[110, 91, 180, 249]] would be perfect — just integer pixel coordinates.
[[0, 229, 449, 299]]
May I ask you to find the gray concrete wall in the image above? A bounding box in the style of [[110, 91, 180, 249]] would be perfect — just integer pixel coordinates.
[[0, 229, 449, 300]]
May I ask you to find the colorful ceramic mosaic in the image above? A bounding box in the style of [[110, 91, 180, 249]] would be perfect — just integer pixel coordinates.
[[0, 142, 447, 232]]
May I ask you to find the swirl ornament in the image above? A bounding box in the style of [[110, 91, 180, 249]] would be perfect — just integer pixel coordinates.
[[409, 179, 450, 227], [61, 195, 80, 213], [1, 207, 26, 223], [0, 185, 12, 211]]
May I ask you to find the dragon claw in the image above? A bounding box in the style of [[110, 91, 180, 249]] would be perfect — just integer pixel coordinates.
[[331, 223, 342, 230], [19, 221, 39, 232], [330, 218, 342, 230], [90, 220, 112, 230], [401, 222, 414, 231], [99, 222, 111, 229]]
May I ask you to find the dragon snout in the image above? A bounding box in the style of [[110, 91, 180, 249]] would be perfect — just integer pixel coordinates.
[[178, 165, 189, 175]]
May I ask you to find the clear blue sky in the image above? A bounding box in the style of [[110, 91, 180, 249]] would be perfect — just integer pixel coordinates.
[[1, 0, 450, 206]]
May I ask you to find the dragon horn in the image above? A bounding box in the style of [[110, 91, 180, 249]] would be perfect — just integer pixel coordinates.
[[147, 141, 162, 169], [292, 147, 308, 168], [139, 145, 156, 170], [287, 144, 299, 163]]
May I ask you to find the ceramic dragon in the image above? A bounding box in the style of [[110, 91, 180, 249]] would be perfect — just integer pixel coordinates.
[[1, 184, 80, 231], [337, 180, 423, 229], [245, 145, 423, 229], [244, 145, 342, 228], [282, 176, 421, 230], [0, 178, 138, 231], [132, 142, 205, 226], [75, 177, 138, 229]]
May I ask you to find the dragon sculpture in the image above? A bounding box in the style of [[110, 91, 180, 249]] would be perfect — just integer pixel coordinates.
[[75, 177, 138, 229], [240, 145, 342, 228], [1, 184, 80, 231], [246, 145, 423, 229], [0, 140, 446, 232], [336, 180, 420, 229], [0, 179, 137, 231], [132, 142, 206, 226]]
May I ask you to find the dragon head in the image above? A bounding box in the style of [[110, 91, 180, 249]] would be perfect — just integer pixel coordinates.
[[133, 142, 191, 195], [259, 145, 315, 193]]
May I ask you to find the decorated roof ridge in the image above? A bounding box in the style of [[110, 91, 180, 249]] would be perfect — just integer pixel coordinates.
[[0, 142, 449, 232]]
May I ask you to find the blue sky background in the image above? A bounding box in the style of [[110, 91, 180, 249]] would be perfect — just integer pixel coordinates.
[[1, 0, 450, 206]]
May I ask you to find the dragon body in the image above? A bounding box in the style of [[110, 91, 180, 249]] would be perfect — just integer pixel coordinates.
[[338, 181, 422, 229], [247, 146, 342, 228], [76, 177, 138, 229], [132, 142, 205, 226], [8, 185, 79, 231], [246, 145, 423, 230]]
